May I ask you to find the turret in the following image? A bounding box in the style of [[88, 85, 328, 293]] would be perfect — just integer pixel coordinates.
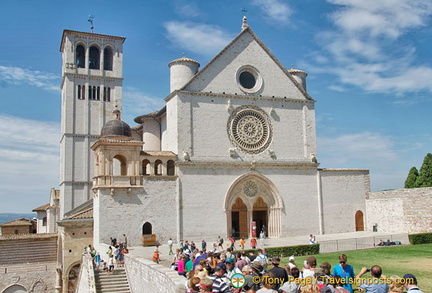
[[168, 57, 200, 92], [289, 68, 307, 91]]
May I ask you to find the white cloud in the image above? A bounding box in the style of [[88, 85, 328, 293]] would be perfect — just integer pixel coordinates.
[[0, 114, 60, 213], [252, 0, 293, 25], [317, 132, 403, 191], [0, 65, 59, 92], [177, 4, 202, 18], [122, 87, 165, 125], [328, 0, 432, 39], [309, 0, 432, 95], [318, 132, 397, 167], [163, 21, 233, 57]]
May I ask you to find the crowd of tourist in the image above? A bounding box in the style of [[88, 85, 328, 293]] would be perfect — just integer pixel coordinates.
[[85, 235, 129, 274], [166, 237, 423, 293]]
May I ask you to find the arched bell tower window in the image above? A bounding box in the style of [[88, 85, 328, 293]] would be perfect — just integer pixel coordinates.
[[76, 45, 85, 68], [113, 155, 127, 176], [89, 45, 100, 69], [104, 47, 113, 70], [167, 160, 175, 176], [154, 160, 163, 176], [142, 159, 150, 176]]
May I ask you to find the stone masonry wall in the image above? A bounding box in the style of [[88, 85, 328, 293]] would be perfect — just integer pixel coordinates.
[[125, 254, 185, 293], [366, 187, 432, 233]]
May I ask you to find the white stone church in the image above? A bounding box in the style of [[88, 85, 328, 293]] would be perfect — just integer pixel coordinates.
[[58, 18, 369, 250], [24, 18, 373, 292]]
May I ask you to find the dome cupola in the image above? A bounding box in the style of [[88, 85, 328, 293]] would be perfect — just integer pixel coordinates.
[[100, 109, 132, 138]]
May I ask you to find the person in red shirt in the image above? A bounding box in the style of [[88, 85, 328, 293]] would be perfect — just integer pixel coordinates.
[[229, 236, 236, 250], [250, 237, 257, 249]]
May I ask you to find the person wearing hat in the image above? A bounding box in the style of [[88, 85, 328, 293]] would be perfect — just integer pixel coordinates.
[[403, 274, 423, 293], [225, 257, 241, 279], [198, 277, 214, 292], [242, 265, 260, 291], [287, 255, 296, 269], [302, 256, 316, 278], [268, 256, 288, 290], [209, 264, 230, 293]]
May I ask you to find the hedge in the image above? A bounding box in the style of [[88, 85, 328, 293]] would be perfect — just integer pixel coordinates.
[[238, 244, 319, 258], [409, 232, 432, 245]]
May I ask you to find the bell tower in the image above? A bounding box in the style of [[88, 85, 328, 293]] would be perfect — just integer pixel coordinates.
[[59, 30, 126, 217]]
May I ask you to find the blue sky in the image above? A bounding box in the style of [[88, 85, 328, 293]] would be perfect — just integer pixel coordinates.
[[1, 0, 432, 213]]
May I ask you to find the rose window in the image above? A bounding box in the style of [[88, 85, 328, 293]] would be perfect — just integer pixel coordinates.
[[228, 105, 273, 154]]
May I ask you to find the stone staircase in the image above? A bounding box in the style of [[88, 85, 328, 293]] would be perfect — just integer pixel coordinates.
[[95, 267, 131, 293]]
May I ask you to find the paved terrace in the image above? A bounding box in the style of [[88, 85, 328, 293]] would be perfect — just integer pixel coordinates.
[[127, 231, 409, 268]]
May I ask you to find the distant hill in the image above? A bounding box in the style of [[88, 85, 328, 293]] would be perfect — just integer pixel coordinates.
[[0, 213, 37, 225]]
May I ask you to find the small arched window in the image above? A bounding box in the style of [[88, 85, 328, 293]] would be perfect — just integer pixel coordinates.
[[89, 45, 100, 69], [113, 155, 127, 176], [76, 45, 85, 68], [167, 160, 175, 176], [104, 47, 113, 70], [154, 160, 163, 176], [42, 217, 47, 226], [142, 159, 150, 176]]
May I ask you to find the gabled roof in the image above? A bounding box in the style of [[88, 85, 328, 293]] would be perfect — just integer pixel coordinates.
[[65, 207, 93, 220], [33, 203, 50, 212], [1, 218, 33, 226], [64, 199, 93, 219], [176, 27, 313, 101], [134, 106, 166, 124]]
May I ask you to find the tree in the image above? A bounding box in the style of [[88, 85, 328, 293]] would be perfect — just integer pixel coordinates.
[[415, 153, 432, 187], [404, 167, 418, 188]]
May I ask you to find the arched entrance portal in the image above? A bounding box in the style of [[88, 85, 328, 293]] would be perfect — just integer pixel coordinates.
[[231, 198, 247, 238], [225, 172, 283, 238], [355, 210, 364, 231], [253, 197, 268, 236]]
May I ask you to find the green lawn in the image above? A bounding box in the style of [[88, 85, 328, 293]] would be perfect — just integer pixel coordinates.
[[280, 244, 432, 292]]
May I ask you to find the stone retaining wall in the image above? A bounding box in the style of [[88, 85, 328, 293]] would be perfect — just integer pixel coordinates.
[[366, 187, 432, 233], [125, 254, 186, 293]]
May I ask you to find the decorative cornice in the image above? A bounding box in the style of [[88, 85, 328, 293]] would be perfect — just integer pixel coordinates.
[[165, 90, 316, 104], [177, 160, 318, 168], [60, 29, 126, 52], [318, 168, 369, 172]]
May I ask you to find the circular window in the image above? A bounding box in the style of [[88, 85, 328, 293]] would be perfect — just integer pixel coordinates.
[[237, 66, 262, 93], [227, 105, 273, 154], [239, 71, 256, 89]]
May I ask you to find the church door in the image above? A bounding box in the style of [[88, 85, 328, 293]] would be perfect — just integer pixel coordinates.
[[355, 210, 364, 231], [253, 197, 268, 236], [231, 198, 248, 238]]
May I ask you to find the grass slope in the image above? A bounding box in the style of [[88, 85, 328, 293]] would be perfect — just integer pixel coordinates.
[[280, 244, 432, 292]]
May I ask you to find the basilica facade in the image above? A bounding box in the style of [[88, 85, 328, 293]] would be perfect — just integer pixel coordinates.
[[58, 19, 369, 250], [52, 21, 371, 289]]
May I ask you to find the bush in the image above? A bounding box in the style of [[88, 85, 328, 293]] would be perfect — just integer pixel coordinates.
[[240, 244, 319, 258], [409, 233, 432, 245]]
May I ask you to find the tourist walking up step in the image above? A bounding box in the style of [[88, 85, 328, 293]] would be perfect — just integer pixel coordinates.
[[107, 256, 114, 274], [94, 252, 101, 270]]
